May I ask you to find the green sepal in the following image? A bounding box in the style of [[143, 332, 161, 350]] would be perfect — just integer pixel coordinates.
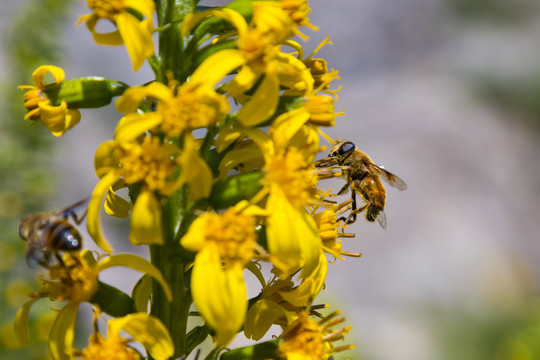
[[186, 325, 211, 355], [90, 281, 136, 317], [209, 171, 263, 209], [43, 77, 128, 109], [219, 339, 282, 360]]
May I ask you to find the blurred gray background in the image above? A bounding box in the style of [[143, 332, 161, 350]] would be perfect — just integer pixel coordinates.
[[2, 0, 540, 359]]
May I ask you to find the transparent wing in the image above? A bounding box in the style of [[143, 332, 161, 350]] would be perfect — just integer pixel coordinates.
[[366, 163, 407, 191]]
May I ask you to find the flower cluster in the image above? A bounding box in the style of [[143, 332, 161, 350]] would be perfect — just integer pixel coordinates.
[[13, 1, 385, 359]]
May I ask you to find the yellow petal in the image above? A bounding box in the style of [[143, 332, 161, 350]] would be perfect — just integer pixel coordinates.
[[114, 112, 162, 143], [116, 13, 154, 71], [38, 101, 81, 137], [237, 73, 280, 127], [131, 274, 153, 312], [180, 213, 215, 252], [32, 65, 65, 88], [178, 134, 213, 202], [124, 0, 155, 19], [108, 313, 174, 360], [104, 179, 131, 218], [96, 254, 172, 302], [129, 190, 164, 245], [270, 109, 309, 150], [49, 302, 78, 360], [116, 82, 172, 113], [191, 245, 246, 346], [181, 8, 248, 38], [215, 127, 243, 153], [217, 143, 264, 178], [87, 172, 117, 253], [13, 298, 39, 347], [94, 140, 119, 179], [244, 299, 286, 341], [279, 250, 327, 307], [266, 192, 320, 279], [239, 128, 275, 161], [85, 16, 124, 45], [189, 49, 247, 87]]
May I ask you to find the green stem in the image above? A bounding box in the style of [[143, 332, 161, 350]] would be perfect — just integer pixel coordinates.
[[150, 245, 191, 358], [150, 187, 192, 358]]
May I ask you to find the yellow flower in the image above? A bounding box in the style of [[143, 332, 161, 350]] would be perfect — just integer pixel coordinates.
[[77, 0, 155, 71], [244, 251, 327, 341], [115, 80, 229, 141], [279, 0, 318, 35], [313, 206, 361, 261], [13, 250, 172, 360], [181, 8, 313, 127], [88, 136, 181, 251], [18, 65, 81, 137], [284, 36, 341, 96], [278, 310, 354, 360], [79, 311, 174, 360], [227, 128, 321, 279], [180, 201, 266, 346]]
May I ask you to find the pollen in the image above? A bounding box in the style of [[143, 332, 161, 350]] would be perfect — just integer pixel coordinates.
[[87, 0, 125, 19], [199, 208, 257, 266], [118, 136, 179, 194], [279, 312, 326, 360], [263, 148, 317, 208], [279, 311, 354, 360], [81, 333, 139, 360], [159, 86, 224, 137], [40, 255, 98, 303]]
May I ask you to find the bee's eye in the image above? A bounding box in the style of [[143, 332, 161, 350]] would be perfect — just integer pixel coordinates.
[[338, 142, 355, 155]]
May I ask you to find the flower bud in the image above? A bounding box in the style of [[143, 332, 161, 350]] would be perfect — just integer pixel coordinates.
[[43, 77, 128, 109]]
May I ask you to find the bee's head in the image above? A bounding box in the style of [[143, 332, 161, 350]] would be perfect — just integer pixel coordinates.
[[330, 141, 355, 158]]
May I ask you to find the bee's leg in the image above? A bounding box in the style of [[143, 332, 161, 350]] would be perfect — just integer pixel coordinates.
[[66, 209, 87, 225], [337, 182, 350, 196], [338, 191, 362, 224], [55, 252, 67, 268]]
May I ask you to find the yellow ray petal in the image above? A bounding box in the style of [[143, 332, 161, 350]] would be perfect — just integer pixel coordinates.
[[108, 313, 174, 360], [129, 190, 164, 245], [96, 254, 172, 301], [87, 172, 117, 253], [49, 302, 78, 360], [237, 73, 280, 127]]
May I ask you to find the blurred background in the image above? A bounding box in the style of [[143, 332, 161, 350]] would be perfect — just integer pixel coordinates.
[[1, 0, 540, 359]]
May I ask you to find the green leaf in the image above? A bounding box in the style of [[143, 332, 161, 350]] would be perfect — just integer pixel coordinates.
[[219, 340, 282, 360], [90, 281, 136, 317], [209, 171, 264, 209], [186, 325, 211, 355]]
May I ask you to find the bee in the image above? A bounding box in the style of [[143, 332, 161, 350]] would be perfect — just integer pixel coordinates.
[[316, 141, 407, 228], [18, 199, 87, 267]]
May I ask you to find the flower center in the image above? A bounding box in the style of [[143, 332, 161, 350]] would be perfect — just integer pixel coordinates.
[[263, 148, 317, 208], [118, 137, 179, 193], [82, 333, 139, 360], [203, 209, 257, 266], [41, 255, 97, 303], [279, 313, 326, 360], [159, 87, 224, 137], [87, 0, 125, 19]]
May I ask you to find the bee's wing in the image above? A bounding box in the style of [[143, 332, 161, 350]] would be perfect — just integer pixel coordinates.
[[56, 198, 89, 224], [24, 234, 47, 267], [367, 163, 407, 191], [377, 211, 387, 229]]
